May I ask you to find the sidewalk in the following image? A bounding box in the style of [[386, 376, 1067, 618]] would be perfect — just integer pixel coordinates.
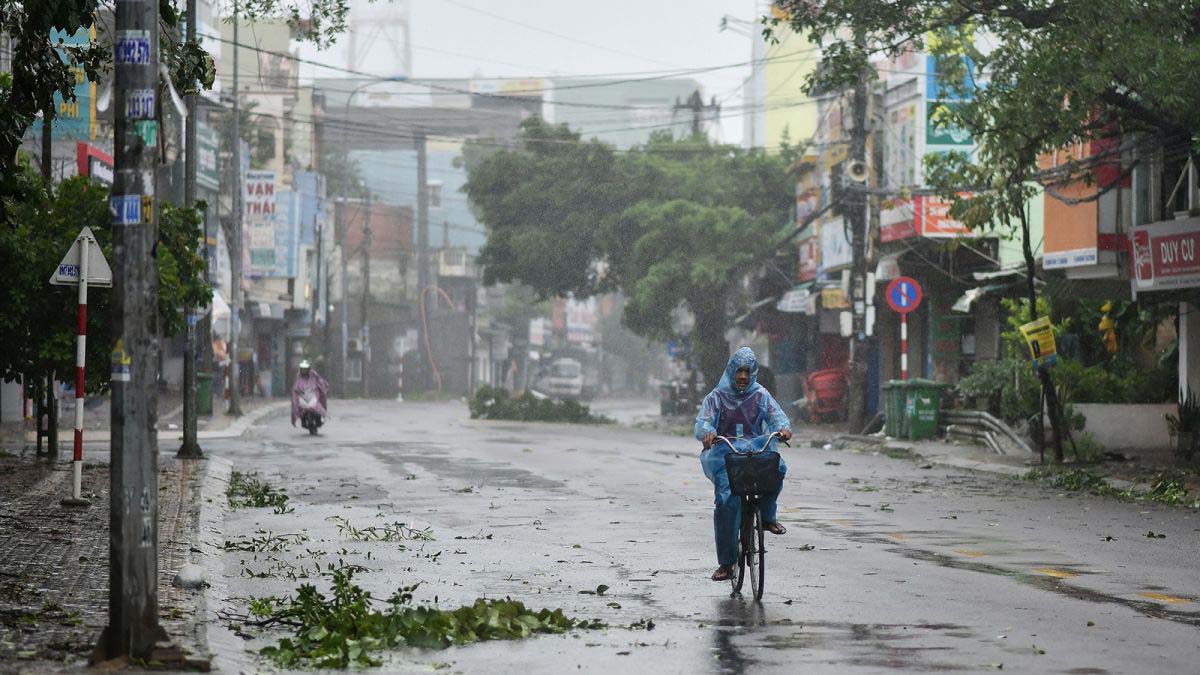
[[1, 396, 287, 448], [816, 431, 1200, 498], [0, 452, 217, 669]]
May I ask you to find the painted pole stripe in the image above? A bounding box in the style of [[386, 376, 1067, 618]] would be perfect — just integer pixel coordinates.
[[71, 237, 88, 500], [900, 314, 908, 381]]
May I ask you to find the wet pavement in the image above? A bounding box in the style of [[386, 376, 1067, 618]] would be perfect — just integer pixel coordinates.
[[201, 399, 1199, 673]]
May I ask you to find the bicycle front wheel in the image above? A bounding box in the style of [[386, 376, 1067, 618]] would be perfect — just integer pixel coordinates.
[[731, 520, 747, 595]]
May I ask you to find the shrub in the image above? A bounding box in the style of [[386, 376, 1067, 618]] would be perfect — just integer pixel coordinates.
[[469, 386, 611, 424]]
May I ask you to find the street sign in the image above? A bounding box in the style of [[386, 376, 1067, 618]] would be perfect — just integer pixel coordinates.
[[885, 276, 922, 314], [49, 227, 113, 287]]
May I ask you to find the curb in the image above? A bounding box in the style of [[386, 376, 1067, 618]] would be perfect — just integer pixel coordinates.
[[194, 455, 233, 668], [19, 400, 289, 446]]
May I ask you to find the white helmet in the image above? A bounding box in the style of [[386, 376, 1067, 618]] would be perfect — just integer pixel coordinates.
[[299, 359, 311, 370]]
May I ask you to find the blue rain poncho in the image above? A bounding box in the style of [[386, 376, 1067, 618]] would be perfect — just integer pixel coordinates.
[[695, 347, 791, 567]]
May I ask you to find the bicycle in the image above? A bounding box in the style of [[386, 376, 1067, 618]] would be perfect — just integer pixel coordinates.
[[712, 430, 788, 601]]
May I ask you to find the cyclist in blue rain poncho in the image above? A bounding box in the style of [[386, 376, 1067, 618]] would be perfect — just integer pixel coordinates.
[[696, 347, 792, 582]]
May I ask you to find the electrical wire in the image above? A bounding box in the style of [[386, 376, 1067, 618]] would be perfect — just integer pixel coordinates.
[[439, 0, 683, 69]]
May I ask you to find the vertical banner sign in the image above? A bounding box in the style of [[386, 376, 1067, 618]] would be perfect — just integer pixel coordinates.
[[1019, 316, 1058, 371], [244, 170, 277, 274]]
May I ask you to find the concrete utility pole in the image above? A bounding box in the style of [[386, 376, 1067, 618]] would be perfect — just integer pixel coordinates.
[[101, 0, 169, 658], [41, 108, 59, 459], [845, 53, 871, 436], [673, 90, 720, 138], [360, 192, 372, 397], [340, 211, 349, 396], [178, 0, 202, 458], [416, 132, 430, 390], [227, 2, 244, 417]]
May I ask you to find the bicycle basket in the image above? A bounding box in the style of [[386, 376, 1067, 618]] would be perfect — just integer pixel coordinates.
[[725, 450, 782, 496]]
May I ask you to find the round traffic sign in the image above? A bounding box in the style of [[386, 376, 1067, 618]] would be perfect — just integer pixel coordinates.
[[885, 276, 923, 314]]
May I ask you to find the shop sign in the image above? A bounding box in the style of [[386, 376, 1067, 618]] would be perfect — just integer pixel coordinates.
[[76, 142, 112, 186], [880, 197, 917, 242], [797, 236, 819, 281], [818, 216, 852, 271], [197, 124, 220, 191], [1132, 216, 1200, 292], [820, 287, 850, 309], [919, 194, 977, 238]]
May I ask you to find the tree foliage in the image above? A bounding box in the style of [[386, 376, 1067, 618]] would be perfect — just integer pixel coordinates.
[[464, 119, 795, 385], [0, 160, 209, 393], [0, 0, 356, 212], [771, 0, 1200, 228]]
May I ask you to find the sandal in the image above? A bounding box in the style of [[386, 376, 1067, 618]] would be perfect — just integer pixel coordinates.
[[711, 566, 733, 582], [765, 522, 787, 535]]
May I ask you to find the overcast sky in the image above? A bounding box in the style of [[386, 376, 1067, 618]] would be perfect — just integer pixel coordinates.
[[294, 0, 769, 144]]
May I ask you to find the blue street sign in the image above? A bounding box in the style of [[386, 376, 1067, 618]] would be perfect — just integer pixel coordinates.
[[111, 195, 142, 225]]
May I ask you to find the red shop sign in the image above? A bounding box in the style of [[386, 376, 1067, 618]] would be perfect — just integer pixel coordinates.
[[1132, 216, 1200, 293]]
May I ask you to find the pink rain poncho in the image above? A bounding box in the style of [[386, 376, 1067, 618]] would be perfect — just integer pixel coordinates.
[[291, 370, 330, 424]]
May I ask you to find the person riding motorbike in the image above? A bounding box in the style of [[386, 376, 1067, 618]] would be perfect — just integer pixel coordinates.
[[696, 347, 792, 582], [291, 359, 329, 429]]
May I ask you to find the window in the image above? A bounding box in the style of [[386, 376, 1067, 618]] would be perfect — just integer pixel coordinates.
[[428, 181, 443, 209]]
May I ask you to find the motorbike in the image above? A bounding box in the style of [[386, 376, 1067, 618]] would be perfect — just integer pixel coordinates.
[[297, 391, 324, 435]]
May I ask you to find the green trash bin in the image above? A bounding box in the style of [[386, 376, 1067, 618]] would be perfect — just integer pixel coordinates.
[[904, 379, 946, 440], [196, 372, 213, 416], [881, 381, 908, 438]]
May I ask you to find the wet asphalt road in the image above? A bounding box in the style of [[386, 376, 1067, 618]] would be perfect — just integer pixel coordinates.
[[203, 400, 1199, 673]]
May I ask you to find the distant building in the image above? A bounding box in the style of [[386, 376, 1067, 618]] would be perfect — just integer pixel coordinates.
[[548, 77, 702, 148]]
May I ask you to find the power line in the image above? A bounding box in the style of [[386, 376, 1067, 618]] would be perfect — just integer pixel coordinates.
[[440, 0, 681, 69], [203, 29, 816, 100]]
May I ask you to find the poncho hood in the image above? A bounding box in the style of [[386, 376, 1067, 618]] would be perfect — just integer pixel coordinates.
[[716, 347, 760, 401]]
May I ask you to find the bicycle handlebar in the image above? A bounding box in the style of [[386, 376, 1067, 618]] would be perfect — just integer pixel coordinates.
[[706, 430, 790, 454]]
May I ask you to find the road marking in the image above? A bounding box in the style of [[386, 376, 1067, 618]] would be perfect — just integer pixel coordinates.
[[885, 533, 908, 541], [1137, 592, 1192, 604], [1032, 567, 1078, 579], [953, 548, 986, 558]]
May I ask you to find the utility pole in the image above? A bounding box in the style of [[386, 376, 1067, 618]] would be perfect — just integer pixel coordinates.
[[845, 50, 871, 436], [672, 90, 720, 138], [227, 1, 244, 417], [178, 0, 201, 458], [340, 210, 349, 396], [101, 0, 169, 658], [360, 192, 372, 398], [416, 132, 430, 391], [41, 108, 59, 459]]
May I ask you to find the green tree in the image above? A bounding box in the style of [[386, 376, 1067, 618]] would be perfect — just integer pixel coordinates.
[[0, 161, 209, 394], [464, 119, 794, 386]]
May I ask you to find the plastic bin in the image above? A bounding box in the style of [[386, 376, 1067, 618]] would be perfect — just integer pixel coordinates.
[[196, 372, 213, 416], [882, 381, 908, 438], [903, 379, 946, 440]]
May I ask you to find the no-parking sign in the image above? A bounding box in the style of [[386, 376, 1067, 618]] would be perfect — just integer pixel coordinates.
[[885, 276, 923, 314]]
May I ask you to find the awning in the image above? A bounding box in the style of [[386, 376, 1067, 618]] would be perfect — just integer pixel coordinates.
[[734, 295, 778, 327], [875, 254, 902, 281], [775, 283, 814, 313], [952, 282, 1021, 313], [250, 301, 285, 320], [972, 266, 1043, 284], [212, 289, 231, 320]]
